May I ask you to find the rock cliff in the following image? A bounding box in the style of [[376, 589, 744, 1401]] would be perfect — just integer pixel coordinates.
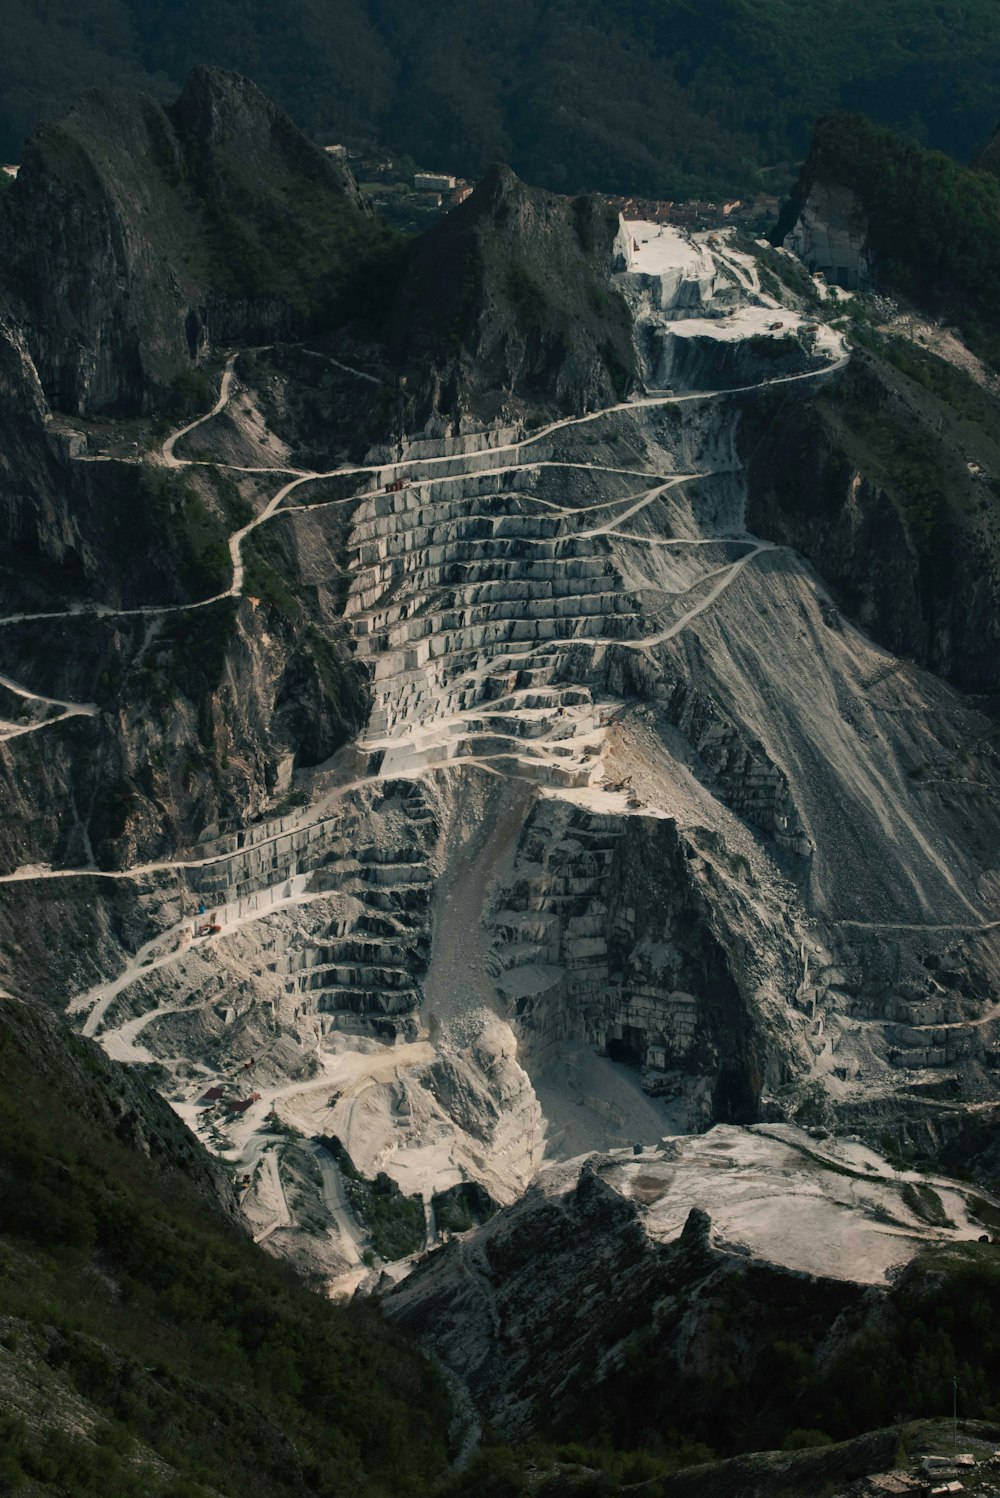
[[1, 73, 999, 1340], [774, 112, 1000, 366], [0, 66, 376, 416], [0, 73, 375, 873], [386, 1126, 998, 1450], [381, 164, 637, 428], [742, 348, 1000, 694]]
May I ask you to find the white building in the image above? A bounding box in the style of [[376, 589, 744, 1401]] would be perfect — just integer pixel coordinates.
[[414, 171, 456, 192]]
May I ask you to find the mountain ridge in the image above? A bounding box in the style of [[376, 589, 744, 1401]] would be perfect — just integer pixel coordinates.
[[5, 0, 1000, 198], [0, 65, 382, 416], [3, 67, 1000, 1498]]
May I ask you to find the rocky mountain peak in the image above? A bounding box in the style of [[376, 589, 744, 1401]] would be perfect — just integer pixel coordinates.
[[462, 160, 529, 217], [169, 64, 361, 202], [171, 62, 280, 139], [383, 159, 637, 424], [0, 68, 375, 415]]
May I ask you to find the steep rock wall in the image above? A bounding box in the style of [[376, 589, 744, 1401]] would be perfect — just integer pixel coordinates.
[[742, 354, 1000, 693], [384, 166, 638, 428], [779, 179, 873, 291], [490, 798, 798, 1126], [0, 67, 374, 416]]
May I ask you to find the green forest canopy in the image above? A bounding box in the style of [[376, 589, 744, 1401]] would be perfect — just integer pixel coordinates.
[[2, 0, 1000, 198], [794, 113, 1000, 364]]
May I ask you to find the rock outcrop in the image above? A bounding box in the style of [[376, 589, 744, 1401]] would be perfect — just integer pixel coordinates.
[[386, 1126, 994, 1447], [382, 164, 638, 427], [742, 349, 1000, 694], [0, 66, 375, 416], [777, 178, 873, 291]]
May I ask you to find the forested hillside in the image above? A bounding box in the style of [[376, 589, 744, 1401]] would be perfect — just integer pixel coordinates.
[[778, 113, 1000, 365], [2, 0, 1000, 197], [0, 1000, 451, 1497]]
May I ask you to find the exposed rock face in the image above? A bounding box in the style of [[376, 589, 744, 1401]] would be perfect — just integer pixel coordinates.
[[778, 179, 873, 291], [742, 350, 1000, 694], [771, 118, 877, 293], [489, 798, 783, 1126], [1, 73, 999, 1303], [17, 274, 996, 1291], [0, 74, 375, 877], [384, 164, 638, 428], [0, 580, 366, 875], [389, 1157, 698, 1441], [615, 216, 835, 389], [0, 66, 373, 416], [386, 1125, 992, 1444]]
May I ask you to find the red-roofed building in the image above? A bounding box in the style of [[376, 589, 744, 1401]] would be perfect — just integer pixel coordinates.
[[224, 1092, 261, 1116]]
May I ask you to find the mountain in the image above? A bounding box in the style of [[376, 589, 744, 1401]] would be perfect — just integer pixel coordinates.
[[4, 2, 1000, 198], [4, 67, 1000, 1498], [0, 69, 380, 873], [0, 65, 382, 416], [763, 114, 1000, 692], [387, 1133, 1000, 1454], [380, 163, 637, 426], [0, 996, 450, 1497], [774, 112, 1000, 366]]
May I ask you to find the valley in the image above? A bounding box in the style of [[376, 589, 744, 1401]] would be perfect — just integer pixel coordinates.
[[3, 206, 999, 1304], [3, 70, 1000, 1493]]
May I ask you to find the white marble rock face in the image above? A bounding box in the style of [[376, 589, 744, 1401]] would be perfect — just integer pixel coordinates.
[[783, 179, 874, 290], [9, 215, 1000, 1296]]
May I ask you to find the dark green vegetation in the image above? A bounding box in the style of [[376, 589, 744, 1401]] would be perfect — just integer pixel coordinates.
[[348, 1175, 425, 1263], [243, 528, 304, 625], [0, 998, 451, 1497], [444, 1437, 717, 1497], [805, 1244, 1000, 1437], [548, 1261, 862, 1457], [133, 600, 240, 718], [440, 1421, 1000, 1498], [491, 1244, 1000, 1487], [239, 512, 369, 763], [782, 114, 1000, 366], [4, 1, 1000, 198], [139, 472, 231, 599], [86, 468, 231, 605], [318, 1140, 425, 1261], [431, 1183, 497, 1236]]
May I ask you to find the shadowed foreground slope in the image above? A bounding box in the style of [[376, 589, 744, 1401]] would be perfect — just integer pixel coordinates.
[[0, 998, 450, 1498]]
